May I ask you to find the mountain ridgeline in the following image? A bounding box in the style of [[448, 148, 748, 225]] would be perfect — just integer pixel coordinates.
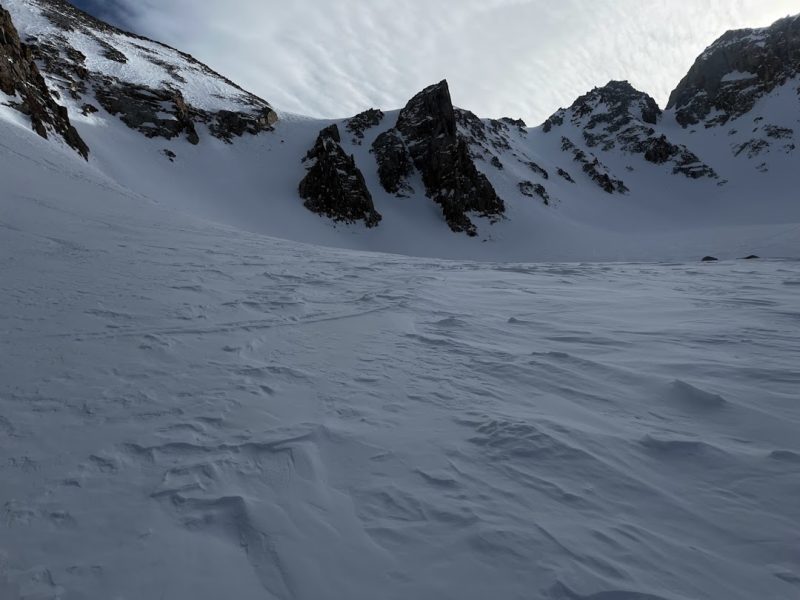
[[1, 0, 798, 240]]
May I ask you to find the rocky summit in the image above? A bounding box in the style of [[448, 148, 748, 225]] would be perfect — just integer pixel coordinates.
[[668, 14, 800, 127], [544, 80, 661, 135], [387, 80, 505, 236]]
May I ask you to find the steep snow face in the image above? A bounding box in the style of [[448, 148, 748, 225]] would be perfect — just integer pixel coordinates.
[[2, 107, 800, 600]]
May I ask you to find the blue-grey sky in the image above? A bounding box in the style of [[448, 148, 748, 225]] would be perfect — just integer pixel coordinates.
[[70, 0, 798, 123]]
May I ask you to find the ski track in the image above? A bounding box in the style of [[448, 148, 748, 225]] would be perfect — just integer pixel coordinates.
[[1, 105, 800, 600]]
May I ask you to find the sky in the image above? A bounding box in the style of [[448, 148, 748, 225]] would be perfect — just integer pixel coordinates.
[[71, 0, 799, 124]]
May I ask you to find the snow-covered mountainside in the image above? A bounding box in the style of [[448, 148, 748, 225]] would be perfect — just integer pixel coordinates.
[[1, 0, 799, 260], [2, 2, 800, 599], [2, 87, 800, 600]]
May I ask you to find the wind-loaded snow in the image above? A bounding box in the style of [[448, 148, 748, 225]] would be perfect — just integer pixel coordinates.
[[2, 91, 800, 600]]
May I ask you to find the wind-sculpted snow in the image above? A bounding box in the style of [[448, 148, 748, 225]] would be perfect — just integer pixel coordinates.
[[1, 118, 799, 600]]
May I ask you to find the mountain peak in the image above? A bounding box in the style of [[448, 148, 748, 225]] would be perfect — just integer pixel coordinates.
[[542, 78, 717, 182], [383, 80, 504, 235], [667, 12, 800, 127], [397, 80, 457, 141]]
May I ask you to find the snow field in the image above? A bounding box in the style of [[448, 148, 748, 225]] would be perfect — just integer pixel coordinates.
[[1, 118, 799, 600]]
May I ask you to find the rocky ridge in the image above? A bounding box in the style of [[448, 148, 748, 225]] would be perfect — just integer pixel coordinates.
[[2, 0, 798, 239], [0, 4, 88, 157], [544, 81, 717, 182], [454, 109, 556, 201], [668, 14, 800, 128], [559, 136, 629, 194], [9, 0, 277, 150]]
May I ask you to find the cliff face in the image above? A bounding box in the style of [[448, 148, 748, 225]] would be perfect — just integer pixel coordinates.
[[8, 0, 277, 150], [667, 14, 800, 127], [299, 124, 382, 227], [373, 81, 505, 236], [0, 4, 88, 158]]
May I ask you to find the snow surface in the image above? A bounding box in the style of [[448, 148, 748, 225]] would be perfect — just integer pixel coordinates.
[[2, 95, 800, 600], [2, 2, 800, 596], [721, 70, 758, 83]]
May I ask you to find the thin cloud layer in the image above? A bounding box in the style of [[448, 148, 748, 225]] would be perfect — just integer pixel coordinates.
[[76, 0, 798, 124]]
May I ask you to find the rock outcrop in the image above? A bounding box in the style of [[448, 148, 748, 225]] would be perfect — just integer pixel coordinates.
[[452, 107, 558, 210], [640, 135, 717, 179], [372, 129, 414, 196], [210, 108, 278, 143], [455, 109, 517, 154], [557, 168, 575, 183], [346, 108, 384, 143], [95, 83, 200, 144], [668, 15, 800, 127], [299, 125, 382, 227], [519, 181, 550, 205], [0, 5, 88, 159], [544, 80, 660, 138], [544, 81, 717, 180], [560, 137, 628, 194], [12, 0, 277, 147], [523, 160, 549, 180], [375, 81, 504, 236], [734, 124, 796, 158]]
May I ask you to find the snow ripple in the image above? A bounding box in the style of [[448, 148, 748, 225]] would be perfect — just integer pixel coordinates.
[[1, 141, 799, 598]]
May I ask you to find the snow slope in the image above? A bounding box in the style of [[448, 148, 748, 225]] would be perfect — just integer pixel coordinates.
[[2, 5, 800, 597], [2, 94, 800, 600]]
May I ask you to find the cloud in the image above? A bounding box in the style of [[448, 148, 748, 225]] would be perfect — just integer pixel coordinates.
[[72, 0, 137, 26], [72, 0, 799, 124]]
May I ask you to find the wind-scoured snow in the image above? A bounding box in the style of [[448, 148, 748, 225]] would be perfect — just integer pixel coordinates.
[[2, 99, 799, 600]]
